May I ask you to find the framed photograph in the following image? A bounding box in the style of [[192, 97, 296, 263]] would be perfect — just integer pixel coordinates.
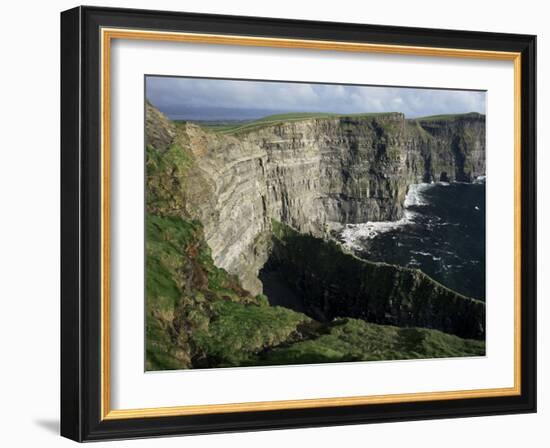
[[60, 6, 536, 441]]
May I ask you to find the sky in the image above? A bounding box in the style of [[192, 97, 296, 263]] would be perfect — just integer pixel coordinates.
[[146, 76, 486, 121]]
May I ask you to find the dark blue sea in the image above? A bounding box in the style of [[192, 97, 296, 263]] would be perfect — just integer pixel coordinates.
[[340, 181, 486, 300]]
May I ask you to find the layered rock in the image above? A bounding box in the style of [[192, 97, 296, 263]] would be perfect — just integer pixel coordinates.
[[145, 104, 485, 296], [415, 113, 486, 182]]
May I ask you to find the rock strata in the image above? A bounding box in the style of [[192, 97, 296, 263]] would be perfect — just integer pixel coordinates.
[[146, 104, 485, 295]]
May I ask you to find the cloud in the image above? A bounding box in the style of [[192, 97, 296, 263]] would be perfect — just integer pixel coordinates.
[[146, 76, 486, 119]]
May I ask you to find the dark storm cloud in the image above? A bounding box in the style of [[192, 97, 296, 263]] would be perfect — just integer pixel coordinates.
[[146, 76, 486, 120]]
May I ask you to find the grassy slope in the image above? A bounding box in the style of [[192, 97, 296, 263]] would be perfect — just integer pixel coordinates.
[[145, 213, 312, 370], [145, 110, 486, 371], [259, 318, 485, 365]]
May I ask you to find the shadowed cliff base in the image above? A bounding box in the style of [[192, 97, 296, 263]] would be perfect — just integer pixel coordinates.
[[264, 220, 485, 340], [259, 270, 307, 314]]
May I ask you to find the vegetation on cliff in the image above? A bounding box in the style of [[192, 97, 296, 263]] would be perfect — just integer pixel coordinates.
[[146, 213, 485, 370], [203, 111, 401, 135], [146, 214, 314, 370], [145, 116, 314, 369], [145, 103, 486, 370], [414, 112, 484, 122], [258, 318, 484, 365]]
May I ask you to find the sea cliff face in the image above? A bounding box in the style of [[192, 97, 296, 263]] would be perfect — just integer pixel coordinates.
[[146, 103, 485, 295], [145, 104, 486, 369]]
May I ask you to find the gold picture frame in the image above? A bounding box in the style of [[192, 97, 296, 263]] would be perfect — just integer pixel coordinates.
[[61, 6, 536, 441]]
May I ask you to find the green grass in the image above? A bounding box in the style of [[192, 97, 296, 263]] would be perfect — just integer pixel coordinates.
[[146, 214, 254, 308], [199, 111, 485, 135], [202, 111, 400, 135], [258, 318, 485, 365], [414, 112, 485, 122], [145, 213, 262, 370], [144, 213, 311, 370], [192, 300, 310, 367], [145, 141, 192, 215], [145, 215, 199, 370]]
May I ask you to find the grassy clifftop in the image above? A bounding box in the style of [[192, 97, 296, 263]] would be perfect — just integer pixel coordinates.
[[202, 111, 402, 135], [198, 111, 484, 136], [414, 112, 485, 122]]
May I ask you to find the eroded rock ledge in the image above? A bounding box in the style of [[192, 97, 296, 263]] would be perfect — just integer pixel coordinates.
[[266, 220, 485, 340]]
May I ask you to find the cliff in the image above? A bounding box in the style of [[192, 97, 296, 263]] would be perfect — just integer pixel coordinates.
[[146, 103, 485, 296], [145, 215, 484, 370], [145, 104, 486, 369]]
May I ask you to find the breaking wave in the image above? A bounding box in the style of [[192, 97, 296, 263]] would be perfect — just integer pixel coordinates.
[[474, 175, 486, 184], [341, 183, 431, 250], [403, 183, 433, 207]]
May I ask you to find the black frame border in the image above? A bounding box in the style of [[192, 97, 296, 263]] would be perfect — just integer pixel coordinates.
[[61, 6, 536, 442]]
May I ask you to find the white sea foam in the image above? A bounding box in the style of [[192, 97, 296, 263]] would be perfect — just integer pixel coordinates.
[[341, 213, 413, 250], [403, 183, 432, 207], [341, 183, 432, 250], [340, 179, 484, 251], [473, 175, 486, 184], [411, 250, 443, 261], [410, 250, 433, 257]]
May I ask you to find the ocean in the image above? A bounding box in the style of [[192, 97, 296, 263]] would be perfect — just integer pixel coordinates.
[[340, 180, 486, 300]]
